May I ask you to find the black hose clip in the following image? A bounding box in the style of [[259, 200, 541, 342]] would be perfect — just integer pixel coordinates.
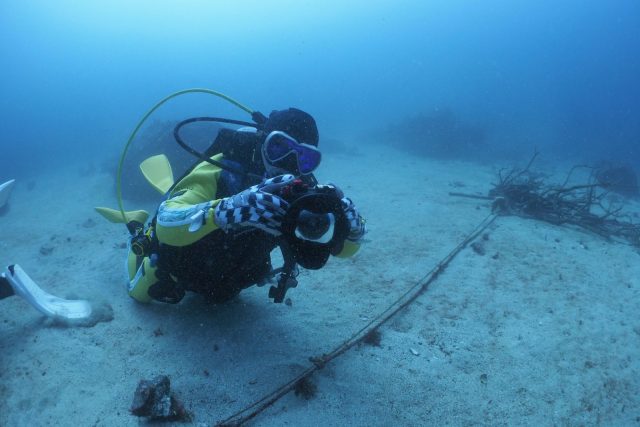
[[268, 271, 298, 303], [268, 239, 299, 303], [251, 111, 267, 126], [128, 222, 155, 258], [130, 233, 152, 257]]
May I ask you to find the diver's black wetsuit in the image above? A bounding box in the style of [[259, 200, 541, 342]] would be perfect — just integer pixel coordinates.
[[158, 228, 277, 303]]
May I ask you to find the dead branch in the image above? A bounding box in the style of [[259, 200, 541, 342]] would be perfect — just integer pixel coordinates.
[[481, 152, 640, 247]]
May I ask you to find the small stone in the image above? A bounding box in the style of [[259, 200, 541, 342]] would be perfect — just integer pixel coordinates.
[[130, 375, 190, 421], [39, 245, 54, 256], [363, 329, 382, 347], [410, 348, 419, 356], [470, 242, 485, 256]]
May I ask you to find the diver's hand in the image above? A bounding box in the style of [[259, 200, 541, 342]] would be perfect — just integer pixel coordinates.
[[214, 175, 295, 236], [341, 197, 366, 242]]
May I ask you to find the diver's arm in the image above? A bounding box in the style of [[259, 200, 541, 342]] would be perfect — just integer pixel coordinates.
[[155, 160, 225, 247], [155, 160, 291, 246], [212, 175, 292, 236]]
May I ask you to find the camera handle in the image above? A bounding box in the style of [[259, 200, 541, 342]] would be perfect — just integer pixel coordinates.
[[268, 239, 299, 303]]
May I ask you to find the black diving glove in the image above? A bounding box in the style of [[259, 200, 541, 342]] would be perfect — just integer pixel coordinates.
[[214, 174, 294, 236]]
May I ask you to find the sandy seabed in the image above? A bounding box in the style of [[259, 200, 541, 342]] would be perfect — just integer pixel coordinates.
[[1, 144, 639, 426]]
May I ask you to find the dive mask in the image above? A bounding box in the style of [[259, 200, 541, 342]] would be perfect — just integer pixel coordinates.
[[262, 131, 322, 175]]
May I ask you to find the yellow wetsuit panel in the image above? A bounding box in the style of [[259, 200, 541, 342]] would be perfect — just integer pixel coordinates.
[[335, 240, 360, 258], [127, 251, 156, 303], [155, 154, 226, 247]]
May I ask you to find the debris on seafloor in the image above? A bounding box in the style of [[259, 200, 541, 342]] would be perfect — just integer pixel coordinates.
[[0, 179, 16, 212], [362, 328, 382, 347], [470, 241, 486, 255], [294, 376, 318, 400], [450, 151, 640, 248], [39, 245, 54, 256], [130, 375, 191, 422]]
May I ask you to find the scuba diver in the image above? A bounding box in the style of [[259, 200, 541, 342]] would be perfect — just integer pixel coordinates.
[[113, 107, 366, 304]]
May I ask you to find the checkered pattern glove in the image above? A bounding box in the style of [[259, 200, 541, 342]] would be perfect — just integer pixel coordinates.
[[341, 197, 366, 242], [214, 175, 295, 236]]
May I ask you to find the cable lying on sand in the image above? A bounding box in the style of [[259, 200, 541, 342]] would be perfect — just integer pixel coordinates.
[[452, 151, 640, 248], [215, 213, 498, 426], [215, 152, 640, 426]]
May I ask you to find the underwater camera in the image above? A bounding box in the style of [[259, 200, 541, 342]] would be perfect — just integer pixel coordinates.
[[268, 179, 350, 302]]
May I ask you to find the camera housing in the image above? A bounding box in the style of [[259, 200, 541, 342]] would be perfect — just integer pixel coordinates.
[[277, 180, 350, 270]]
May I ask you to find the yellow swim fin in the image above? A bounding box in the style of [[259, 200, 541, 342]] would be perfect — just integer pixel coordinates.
[[94, 207, 149, 225], [140, 154, 174, 194]]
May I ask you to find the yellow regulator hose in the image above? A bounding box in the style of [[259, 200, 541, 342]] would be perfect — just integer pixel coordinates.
[[116, 88, 255, 223]]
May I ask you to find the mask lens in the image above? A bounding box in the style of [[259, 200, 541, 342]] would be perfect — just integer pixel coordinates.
[[265, 133, 295, 160], [297, 148, 322, 174], [264, 131, 322, 175]]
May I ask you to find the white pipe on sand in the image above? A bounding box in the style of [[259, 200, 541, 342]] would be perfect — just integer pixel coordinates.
[[0, 179, 16, 208]]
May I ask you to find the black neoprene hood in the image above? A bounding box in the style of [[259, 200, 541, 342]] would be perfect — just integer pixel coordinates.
[[263, 108, 319, 146]]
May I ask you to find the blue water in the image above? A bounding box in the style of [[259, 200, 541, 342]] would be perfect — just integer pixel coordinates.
[[1, 0, 638, 176], [1, 3, 640, 425]]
